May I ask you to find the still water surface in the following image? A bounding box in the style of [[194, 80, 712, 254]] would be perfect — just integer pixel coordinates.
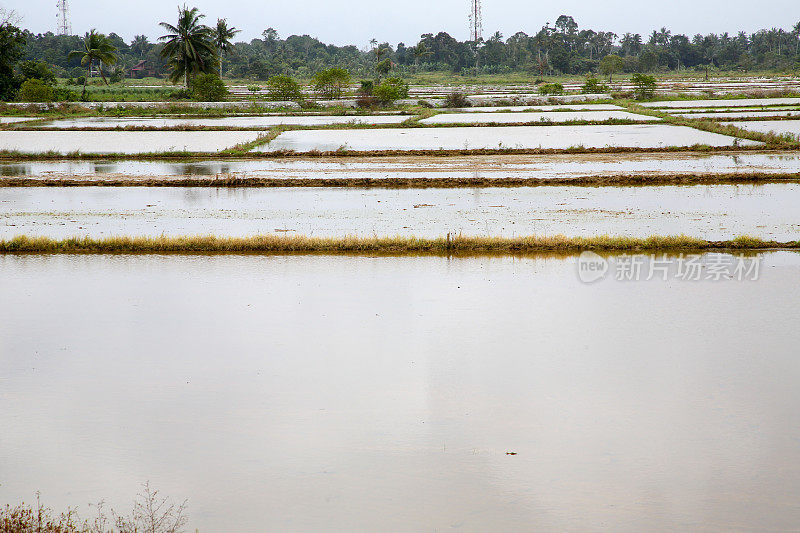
[[1, 253, 799, 531], [642, 97, 800, 108], [42, 115, 409, 129], [419, 111, 653, 124], [3, 152, 798, 180], [2, 184, 799, 240], [0, 130, 260, 154], [257, 125, 758, 152]]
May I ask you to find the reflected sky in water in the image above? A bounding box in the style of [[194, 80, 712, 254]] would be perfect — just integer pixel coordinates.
[[1, 253, 800, 531]]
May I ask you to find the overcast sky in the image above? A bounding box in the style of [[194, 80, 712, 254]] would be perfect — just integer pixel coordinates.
[[4, 0, 799, 47]]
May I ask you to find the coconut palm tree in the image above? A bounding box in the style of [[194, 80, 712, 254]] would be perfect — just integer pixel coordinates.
[[158, 5, 217, 87], [130, 35, 150, 59], [68, 29, 118, 99], [793, 21, 800, 55], [213, 18, 240, 77], [374, 45, 389, 62], [412, 42, 432, 67]]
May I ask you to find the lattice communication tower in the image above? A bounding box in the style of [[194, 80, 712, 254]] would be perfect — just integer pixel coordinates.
[[56, 0, 71, 36], [469, 0, 483, 42]]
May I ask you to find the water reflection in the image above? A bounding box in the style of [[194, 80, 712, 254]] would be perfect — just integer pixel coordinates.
[[0, 253, 799, 531], [2, 152, 800, 180]]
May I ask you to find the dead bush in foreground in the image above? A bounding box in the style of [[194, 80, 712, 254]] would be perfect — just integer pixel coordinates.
[[0, 483, 187, 533]]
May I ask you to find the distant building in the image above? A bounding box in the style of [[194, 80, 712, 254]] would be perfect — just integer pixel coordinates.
[[129, 60, 158, 79]]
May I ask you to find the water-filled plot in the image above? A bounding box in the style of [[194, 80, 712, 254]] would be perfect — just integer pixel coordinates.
[[256, 124, 759, 152], [642, 97, 800, 108], [2, 151, 798, 181], [3, 184, 799, 240], [1, 253, 799, 532], [0, 130, 262, 154], [41, 115, 410, 129], [420, 111, 655, 124]]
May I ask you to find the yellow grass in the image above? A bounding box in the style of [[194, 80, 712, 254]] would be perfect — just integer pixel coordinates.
[[1, 234, 796, 255]]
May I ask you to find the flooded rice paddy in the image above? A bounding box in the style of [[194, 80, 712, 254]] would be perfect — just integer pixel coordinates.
[[0, 130, 262, 154], [2, 252, 800, 532], [452, 104, 622, 112], [671, 110, 800, 119], [420, 111, 654, 125], [39, 115, 410, 129], [2, 184, 799, 240], [642, 97, 800, 108], [258, 125, 758, 152], [664, 106, 800, 114], [720, 120, 800, 139], [0, 117, 35, 124], [2, 151, 799, 181]]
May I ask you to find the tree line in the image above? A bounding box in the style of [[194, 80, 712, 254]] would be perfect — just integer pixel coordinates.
[[3, 8, 800, 95], [0, 6, 241, 100]]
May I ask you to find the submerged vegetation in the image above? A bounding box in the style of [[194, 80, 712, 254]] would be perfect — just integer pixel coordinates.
[[1, 234, 796, 256]]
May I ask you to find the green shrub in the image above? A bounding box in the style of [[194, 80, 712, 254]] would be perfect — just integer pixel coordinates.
[[52, 86, 78, 101], [168, 88, 191, 100], [375, 58, 392, 77], [189, 73, 228, 101], [444, 91, 470, 107], [311, 68, 351, 99], [631, 73, 657, 100], [266, 75, 303, 100], [581, 77, 609, 94], [359, 80, 374, 95], [108, 67, 124, 84], [373, 77, 409, 105], [538, 83, 564, 95], [18, 60, 56, 84], [17, 78, 54, 102]]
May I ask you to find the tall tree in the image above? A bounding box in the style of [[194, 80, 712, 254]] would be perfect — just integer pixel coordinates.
[[213, 18, 240, 77], [159, 5, 217, 87], [68, 30, 118, 98], [130, 35, 150, 59], [794, 22, 800, 54], [0, 18, 26, 100], [412, 42, 432, 66]]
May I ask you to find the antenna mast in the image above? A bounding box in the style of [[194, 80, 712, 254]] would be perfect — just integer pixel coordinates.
[[56, 0, 71, 36], [469, 0, 482, 42]]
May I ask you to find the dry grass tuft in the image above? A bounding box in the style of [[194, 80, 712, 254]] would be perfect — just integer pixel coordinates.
[[1, 234, 796, 256]]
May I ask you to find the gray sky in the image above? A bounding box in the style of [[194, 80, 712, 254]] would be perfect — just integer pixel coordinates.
[[4, 0, 799, 46]]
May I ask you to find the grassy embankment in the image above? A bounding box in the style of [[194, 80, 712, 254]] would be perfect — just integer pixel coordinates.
[[0, 102, 388, 119], [1, 235, 797, 256]]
